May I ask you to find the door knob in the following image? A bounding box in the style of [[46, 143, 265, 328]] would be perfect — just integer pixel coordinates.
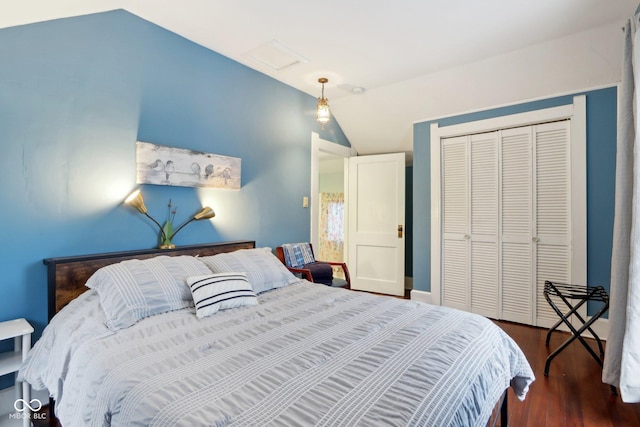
[[398, 225, 403, 238]]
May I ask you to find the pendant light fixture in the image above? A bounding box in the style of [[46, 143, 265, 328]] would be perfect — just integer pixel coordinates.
[[316, 77, 330, 129]]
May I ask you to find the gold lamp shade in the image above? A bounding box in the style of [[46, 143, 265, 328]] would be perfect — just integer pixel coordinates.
[[194, 207, 215, 220], [125, 190, 148, 214]]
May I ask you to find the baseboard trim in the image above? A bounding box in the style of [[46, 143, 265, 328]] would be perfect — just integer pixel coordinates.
[[590, 317, 609, 341], [410, 289, 433, 304]]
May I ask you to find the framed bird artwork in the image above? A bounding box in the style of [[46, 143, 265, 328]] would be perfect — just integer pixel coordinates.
[[135, 141, 241, 190]]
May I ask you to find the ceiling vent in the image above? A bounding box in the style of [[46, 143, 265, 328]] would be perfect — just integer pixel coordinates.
[[246, 40, 309, 71]]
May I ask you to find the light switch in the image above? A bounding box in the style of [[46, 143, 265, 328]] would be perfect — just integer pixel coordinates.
[[303, 196, 309, 208]]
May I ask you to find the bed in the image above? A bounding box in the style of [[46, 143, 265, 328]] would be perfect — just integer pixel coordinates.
[[20, 241, 534, 426]]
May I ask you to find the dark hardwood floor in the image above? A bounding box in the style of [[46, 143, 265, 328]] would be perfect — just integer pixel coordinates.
[[495, 320, 640, 427]]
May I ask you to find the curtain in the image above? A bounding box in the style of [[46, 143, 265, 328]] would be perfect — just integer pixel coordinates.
[[318, 193, 345, 276], [602, 13, 640, 403]]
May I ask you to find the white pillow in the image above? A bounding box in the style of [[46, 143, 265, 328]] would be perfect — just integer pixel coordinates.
[[85, 255, 211, 331], [200, 247, 298, 294], [188, 272, 258, 318]]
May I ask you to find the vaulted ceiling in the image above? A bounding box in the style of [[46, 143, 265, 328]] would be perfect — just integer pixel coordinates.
[[2, 1, 637, 157]]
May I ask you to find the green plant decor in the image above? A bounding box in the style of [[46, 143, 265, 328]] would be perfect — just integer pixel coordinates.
[[161, 199, 177, 248]]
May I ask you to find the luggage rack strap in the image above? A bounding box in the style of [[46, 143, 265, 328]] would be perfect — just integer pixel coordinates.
[[543, 281, 609, 303]]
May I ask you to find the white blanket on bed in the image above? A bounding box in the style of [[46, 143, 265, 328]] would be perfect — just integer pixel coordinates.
[[20, 282, 534, 426]]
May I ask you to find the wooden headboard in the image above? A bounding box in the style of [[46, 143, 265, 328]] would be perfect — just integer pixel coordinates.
[[43, 240, 255, 320]]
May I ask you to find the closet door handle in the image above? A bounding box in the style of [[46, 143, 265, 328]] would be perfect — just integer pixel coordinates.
[[532, 237, 539, 243]]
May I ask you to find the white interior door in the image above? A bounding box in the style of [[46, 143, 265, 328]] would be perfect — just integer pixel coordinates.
[[348, 153, 405, 296]]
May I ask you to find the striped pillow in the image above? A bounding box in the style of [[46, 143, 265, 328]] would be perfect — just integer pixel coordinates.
[[85, 255, 212, 331], [187, 273, 258, 318]]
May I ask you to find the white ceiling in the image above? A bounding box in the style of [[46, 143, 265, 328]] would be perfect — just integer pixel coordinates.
[[2, 1, 637, 158]]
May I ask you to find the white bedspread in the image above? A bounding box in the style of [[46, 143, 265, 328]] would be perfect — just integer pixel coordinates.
[[20, 282, 534, 426]]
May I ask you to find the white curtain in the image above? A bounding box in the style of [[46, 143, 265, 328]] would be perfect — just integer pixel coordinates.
[[602, 12, 640, 403], [317, 192, 345, 270]]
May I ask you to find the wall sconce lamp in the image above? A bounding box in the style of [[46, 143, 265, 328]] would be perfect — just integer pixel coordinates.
[[125, 190, 215, 249], [316, 77, 331, 130]]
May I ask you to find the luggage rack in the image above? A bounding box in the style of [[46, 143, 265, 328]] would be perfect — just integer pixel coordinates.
[[543, 280, 616, 394]]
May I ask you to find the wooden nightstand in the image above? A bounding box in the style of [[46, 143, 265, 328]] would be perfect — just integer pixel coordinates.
[[0, 318, 34, 427]]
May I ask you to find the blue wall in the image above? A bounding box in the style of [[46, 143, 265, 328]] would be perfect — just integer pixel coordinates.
[[0, 7, 349, 375], [413, 87, 617, 315]]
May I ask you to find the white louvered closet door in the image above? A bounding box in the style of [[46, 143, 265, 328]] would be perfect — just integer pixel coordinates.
[[500, 127, 534, 324], [499, 121, 572, 326], [441, 136, 468, 311], [469, 132, 499, 318], [440, 121, 571, 327], [441, 133, 499, 317], [534, 121, 571, 327]]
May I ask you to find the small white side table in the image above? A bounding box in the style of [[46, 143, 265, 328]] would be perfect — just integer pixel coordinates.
[[0, 318, 34, 427]]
